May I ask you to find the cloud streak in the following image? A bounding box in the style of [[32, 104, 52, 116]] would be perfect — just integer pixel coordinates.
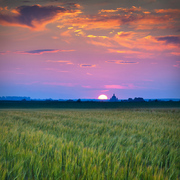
[[43, 82, 75, 87], [106, 60, 139, 64], [16, 49, 75, 55]]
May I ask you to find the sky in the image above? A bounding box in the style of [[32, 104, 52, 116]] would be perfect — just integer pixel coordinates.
[[0, 0, 180, 99]]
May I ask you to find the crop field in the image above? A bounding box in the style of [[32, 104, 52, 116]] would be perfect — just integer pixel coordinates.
[[0, 109, 180, 179]]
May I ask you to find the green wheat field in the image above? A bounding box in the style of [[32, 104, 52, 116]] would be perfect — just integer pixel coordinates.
[[0, 109, 180, 179]]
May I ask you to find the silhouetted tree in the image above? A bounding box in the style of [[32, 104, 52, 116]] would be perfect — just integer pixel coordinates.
[[77, 99, 81, 103]]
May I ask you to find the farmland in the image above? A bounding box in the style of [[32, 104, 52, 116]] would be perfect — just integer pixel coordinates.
[[0, 109, 180, 179]]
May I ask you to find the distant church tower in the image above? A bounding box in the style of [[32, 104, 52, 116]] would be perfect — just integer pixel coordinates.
[[110, 94, 118, 102]]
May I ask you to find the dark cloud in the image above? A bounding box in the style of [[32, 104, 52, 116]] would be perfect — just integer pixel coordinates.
[[80, 64, 96, 68], [156, 36, 180, 44], [26, 49, 59, 54], [0, 4, 76, 30], [16, 49, 63, 55]]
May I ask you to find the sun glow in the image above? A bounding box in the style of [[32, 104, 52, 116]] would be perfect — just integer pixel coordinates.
[[98, 94, 108, 100]]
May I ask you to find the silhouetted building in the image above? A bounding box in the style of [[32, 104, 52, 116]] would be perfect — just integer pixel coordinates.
[[110, 94, 118, 102], [134, 97, 145, 102]]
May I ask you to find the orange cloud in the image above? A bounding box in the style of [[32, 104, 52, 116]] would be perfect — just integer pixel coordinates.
[[56, 5, 180, 48], [73, 26, 180, 56], [86, 34, 114, 47], [87, 39, 114, 47], [108, 49, 141, 54], [99, 6, 143, 14], [52, 36, 59, 39], [60, 30, 72, 37], [107, 48, 154, 59], [58, 6, 179, 31], [60, 28, 86, 39], [87, 35, 108, 39], [1, 5, 178, 32], [112, 32, 180, 52], [155, 9, 180, 14], [59, 16, 120, 30], [129, 17, 174, 30], [98, 9, 119, 14]]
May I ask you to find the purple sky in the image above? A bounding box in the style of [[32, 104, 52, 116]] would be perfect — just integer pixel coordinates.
[[0, 0, 180, 99]]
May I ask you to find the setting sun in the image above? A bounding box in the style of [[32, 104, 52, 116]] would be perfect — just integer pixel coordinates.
[[98, 94, 108, 100]]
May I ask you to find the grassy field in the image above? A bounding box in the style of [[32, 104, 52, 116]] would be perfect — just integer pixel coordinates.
[[0, 109, 180, 179]]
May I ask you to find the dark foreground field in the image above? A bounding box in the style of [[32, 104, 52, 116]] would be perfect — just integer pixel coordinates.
[[0, 108, 179, 179], [0, 100, 180, 109]]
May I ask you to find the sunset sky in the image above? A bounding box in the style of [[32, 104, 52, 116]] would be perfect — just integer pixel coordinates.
[[0, 0, 180, 99]]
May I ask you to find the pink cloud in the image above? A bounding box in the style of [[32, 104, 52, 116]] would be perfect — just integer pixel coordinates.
[[101, 90, 109, 92], [58, 71, 69, 73], [0, 51, 10, 55], [82, 85, 91, 88], [105, 85, 127, 89], [171, 52, 180, 56], [173, 61, 180, 68], [86, 73, 92, 75], [44, 68, 70, 73], [173, 64, 180, 68], [105, 84, 136, 89]]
